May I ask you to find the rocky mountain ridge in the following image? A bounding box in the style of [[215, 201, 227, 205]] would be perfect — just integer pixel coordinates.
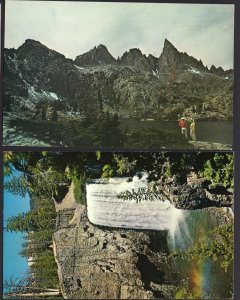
[[74, 39, 233, 77], [4, 38, 233, 120]]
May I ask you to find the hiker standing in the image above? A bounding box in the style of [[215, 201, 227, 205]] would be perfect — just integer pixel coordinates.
[[190, 119, 196, 141], [179, 117, 188, 139]]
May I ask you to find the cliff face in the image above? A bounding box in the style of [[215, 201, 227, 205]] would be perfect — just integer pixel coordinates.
[[52, 180, 233, 299], [120, 48, 154, 72], [53, 204, 178, 299], [4, 39, 233, 121]]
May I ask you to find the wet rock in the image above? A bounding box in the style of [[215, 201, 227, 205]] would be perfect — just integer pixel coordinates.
[[160, 177, 233, 210], [53, 206, 178, 299]]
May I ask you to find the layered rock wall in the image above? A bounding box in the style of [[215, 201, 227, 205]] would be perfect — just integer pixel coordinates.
[[53, 205, 177, 299]]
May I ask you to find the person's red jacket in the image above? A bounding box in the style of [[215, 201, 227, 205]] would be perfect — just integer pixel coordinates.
[[179, 119, 187, 128]]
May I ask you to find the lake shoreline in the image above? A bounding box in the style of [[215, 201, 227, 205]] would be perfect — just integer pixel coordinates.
[[188, 140, 232, 150], [3, 115, 232, 149]]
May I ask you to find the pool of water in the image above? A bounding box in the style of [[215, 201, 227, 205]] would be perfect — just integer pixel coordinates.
[[120, 120, 232, 145]]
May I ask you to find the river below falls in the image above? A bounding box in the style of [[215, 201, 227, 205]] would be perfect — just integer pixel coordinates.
[[86, 175, 233, 299]]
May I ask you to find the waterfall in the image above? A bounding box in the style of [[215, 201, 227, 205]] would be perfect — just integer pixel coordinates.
[[86, 175, 190, 249], [86, 175, 232, 298]]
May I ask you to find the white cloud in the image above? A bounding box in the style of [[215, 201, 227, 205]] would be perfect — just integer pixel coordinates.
[[5, 1, 234, 69]]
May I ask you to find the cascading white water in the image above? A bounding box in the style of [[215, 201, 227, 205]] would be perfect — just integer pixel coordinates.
[[86, 175, 191, 249], [86, 175, 233, 298]]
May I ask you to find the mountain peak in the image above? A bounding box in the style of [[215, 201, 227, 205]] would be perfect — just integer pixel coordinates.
[[24, 38, 42, 44], [163, 39, 177, 51], [120, 48, 152, 71], [20, 39, 51, 50], [16, 39, 65, 61], [120, 48, 144, 60], [158, 39, 210, 74], [164, 38, 171, 45], [129, 48, 143, 54], [210, 65, 227, 76], [74, 44, 116, 67], [157, 39, 181, 73], [97, 44, 108, 49]]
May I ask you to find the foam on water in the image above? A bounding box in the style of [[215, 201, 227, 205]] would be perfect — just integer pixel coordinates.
[[86, 175, 189, 249]]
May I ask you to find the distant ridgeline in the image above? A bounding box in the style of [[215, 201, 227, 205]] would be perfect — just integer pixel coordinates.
[[4, 39, 233, 121]]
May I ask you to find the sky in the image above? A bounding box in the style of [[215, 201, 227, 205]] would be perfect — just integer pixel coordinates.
[[3, 172, 30, 289], [5, 1, 234, 69]]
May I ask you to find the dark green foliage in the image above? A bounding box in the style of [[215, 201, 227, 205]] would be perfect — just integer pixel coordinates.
[[19, 230, 53, 258], [4, 152, 102, 295], [4, 152, 233, 196], [6, 212, 38, 232], [101, 164, 114, 178], [41, 104, 47, 121], [8, 114, 191, 149], [3, 151, 36, 176], [4, 175, 29, 198], [175, 279, 199, 299], [125, 127, 190, 149], [8, 112, 124, 148], [117, 186, 162, 203], [51, 108, 58, 122], [4, 152, 72, 199], [113, 154, 137, 175], [172, 223, 233, 272], [101, 153, 141, 178], [97, 152, 233, 188], [15, 196, 58, 288], [4, 153, 62, 294], [30, 250, 59, 288], [199, 153, 233, 188], [6, 201, 59, 291], [73, 175, 87, 204], [173, 222, 233, 298]]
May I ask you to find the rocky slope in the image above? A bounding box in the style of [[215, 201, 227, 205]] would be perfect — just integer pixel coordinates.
[[53, 188, 178, 299], [4, 39, 233, 121], [53, 181, 233, 299]]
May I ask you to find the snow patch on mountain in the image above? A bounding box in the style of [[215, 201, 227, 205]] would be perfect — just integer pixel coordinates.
[[188, 67, 201, 74], [50, 92, 58, 100], [74, 65, 84, 71], [28, 86, 60, 102], [152, 69, 160, 79]]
